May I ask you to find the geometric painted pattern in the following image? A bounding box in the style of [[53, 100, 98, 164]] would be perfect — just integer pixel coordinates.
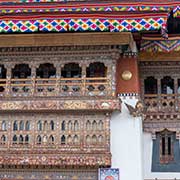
[[0, 2, 179, 18], [141, 39, 180, 52], [0, 16, 168, 33]]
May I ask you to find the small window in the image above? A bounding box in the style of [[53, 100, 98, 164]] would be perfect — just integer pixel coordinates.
[[13, 121, 18, 131], [61, 121, 65, 131], [37, 121, 42, 131], [37, 135, 41, 144], [158, 129, 175, 164], [25, 135, 29, 144], [12, 135, 17, 144], [1, 135, 6, 144], [50, 121, 54, 131], [19, 121, 24, 131], [61, 135, 66, 145], [1, 121, 6, 131], [25, 121, 30, 131]]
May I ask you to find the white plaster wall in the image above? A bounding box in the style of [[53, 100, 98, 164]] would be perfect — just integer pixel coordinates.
[[143, 132, 180, 180], [111, 96, 143, 180]]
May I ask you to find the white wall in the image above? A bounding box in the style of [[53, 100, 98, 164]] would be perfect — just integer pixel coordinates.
[[110, 96, 143, 180], [143, 132, 180, 180]]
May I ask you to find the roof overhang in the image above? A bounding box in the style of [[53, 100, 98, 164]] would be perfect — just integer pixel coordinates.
[[0, 32, 134, 47]]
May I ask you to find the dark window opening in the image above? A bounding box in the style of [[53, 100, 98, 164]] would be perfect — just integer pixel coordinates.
[[161, 76, 174, 94], [0, 65, 6, 92], [12, 64, 31, 78], [162, 137, 165, 155], [61, 135, 66, 145], [36, 63, 56, 78], [144, 76, 157, 94], [61, 63, 81, 78], [86, 62, 107, 77]]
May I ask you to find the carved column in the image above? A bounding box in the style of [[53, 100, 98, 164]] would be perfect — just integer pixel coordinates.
[[81, 63, 87, 96], [174, 77, 178, 111], [157, 77, 162, 111], [29, 64, 37, 96], [55, 63, 61, 96], [4, 63, 13, 97]]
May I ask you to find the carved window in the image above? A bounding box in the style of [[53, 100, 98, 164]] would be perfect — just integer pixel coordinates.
[[43, 135, 48, 144], [37, 121, 42, 131], [61, 135, 66, 145], [50, 121, 55, 131], [68, 121, 72, 131], [12, 135, 17, 144], [19, 121, 24, 131], [86, 135, 91, 144], [157, 129, 175, 164], [61, 121, 65, 131], [74, 120, 79, 131], [1, 135, 6, 144], [13, 121, 18, 131], [86, 62, 107, 77], [61, 63, 82, 78], [37, 135, 42, 144], [161, 76, 174, 94], [25, 135, 29, 144], [44, 121, 48, 131], [144, 76, 157, 94], [98, 135, 103, 143], [98, 120, 103, 130], [49, 135, 55, 144], [92, 120, 97, 131], [92, 135, 97, 144], [1, 121, 6, 131], [25, 121, 30, 131], [67, 135, 72, 144], [73, 135, 79, 144], [36, 63, 56, 78], [19, 135, 24, 144], [12, 64, 31, 78], [86, 120, 91, 130]]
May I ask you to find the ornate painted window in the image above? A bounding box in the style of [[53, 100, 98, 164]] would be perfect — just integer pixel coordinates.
[[158, 129, 175, 164]]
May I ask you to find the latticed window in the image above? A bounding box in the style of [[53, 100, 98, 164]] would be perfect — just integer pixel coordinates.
[[157, 129, 175, 164]]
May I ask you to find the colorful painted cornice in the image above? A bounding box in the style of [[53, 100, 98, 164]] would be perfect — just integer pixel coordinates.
[[141, 37, 180, 52], [0, 12, 168, 33], [0, 1, 179, 18]]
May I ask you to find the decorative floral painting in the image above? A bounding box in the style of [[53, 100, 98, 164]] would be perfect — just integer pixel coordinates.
[[99, 168, 119, 180]]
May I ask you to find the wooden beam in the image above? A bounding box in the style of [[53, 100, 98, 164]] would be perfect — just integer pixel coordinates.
[[0, 32, 133, 47]]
